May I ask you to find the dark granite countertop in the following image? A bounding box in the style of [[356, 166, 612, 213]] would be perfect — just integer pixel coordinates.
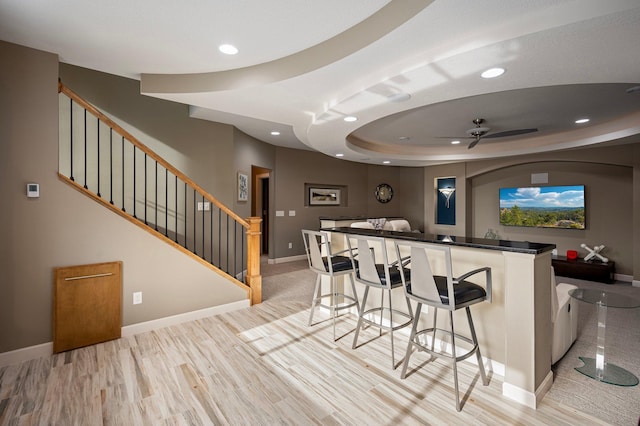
[[322, 227, 555, 255]]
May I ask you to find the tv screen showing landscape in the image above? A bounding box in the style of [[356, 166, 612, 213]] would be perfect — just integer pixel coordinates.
[[499, 185, 585, 229]]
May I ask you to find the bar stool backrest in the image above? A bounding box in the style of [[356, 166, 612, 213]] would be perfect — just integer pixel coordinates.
[[398, 243, 457, 310], [301, 230, 332, 274], [347, 235, 390, 289]]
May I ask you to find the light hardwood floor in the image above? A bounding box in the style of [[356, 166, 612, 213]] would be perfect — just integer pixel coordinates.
[[0, 262, 620, 425]]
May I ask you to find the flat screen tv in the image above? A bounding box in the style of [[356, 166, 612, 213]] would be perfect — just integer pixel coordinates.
[[499, 185, 585, 229]]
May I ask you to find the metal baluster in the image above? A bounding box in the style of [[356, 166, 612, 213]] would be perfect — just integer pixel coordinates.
[[175, 175, 178, 243], [202, 194, 205, 259], [70, 98, 75, 181], [121, 136, 126, 212], [109, 128, 114, 205], [154, 160, 158, 231], [96, 118, 101, 197], [143, 152, 147, 224], [193, 189, 197, 254], [165, 169, 168, 237], [83, 110, 88, 189], [218, 209, 222, 267], [210, 205, 214, 266], [226, 214, 230, 273], [184, 182, 187, 250], [133, 146, 137, 218]]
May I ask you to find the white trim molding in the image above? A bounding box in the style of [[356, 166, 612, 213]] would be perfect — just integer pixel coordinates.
[[503, 371, 554, 409], [0, 300, 249, 368]]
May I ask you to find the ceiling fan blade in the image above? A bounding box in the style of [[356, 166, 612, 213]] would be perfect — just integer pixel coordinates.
[[484, 128, 538, 138], [467, 137, 481, 149]]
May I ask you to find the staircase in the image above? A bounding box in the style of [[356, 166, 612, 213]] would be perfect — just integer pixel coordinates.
[[57, 82, 262, 304]]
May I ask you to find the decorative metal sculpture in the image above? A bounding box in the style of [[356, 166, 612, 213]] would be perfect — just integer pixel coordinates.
[[581, 243, 608, 263]]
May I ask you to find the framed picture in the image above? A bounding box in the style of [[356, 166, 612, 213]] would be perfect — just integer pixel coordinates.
[[309, 187, 341, 206], [238, 172, 248, 202]]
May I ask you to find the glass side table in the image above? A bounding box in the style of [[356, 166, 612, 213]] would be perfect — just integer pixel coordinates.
[[568, 288, 640, 386]]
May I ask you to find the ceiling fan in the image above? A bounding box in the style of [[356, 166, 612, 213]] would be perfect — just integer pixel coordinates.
[[462, 118, 538, 149]]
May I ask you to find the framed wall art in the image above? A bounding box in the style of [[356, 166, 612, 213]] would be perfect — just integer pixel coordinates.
[[309, 187, 341, 206], [238, 172, 248, 202]]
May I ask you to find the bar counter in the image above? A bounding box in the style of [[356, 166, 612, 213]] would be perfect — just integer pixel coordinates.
[[322, 226, 556, 409]]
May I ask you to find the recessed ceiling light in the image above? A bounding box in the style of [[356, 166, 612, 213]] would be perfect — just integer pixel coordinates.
[[344, 116, 357, 122], [383, 160, 391, 164], [575, 118, 590, 124], [219, 44, 238, 55], [388, 93, 411, 102], [335, 153, 344, 157], [270, 131, 280, 136], [399, 136, 410, 141], [451, 140, 461, 145], [481, 67, 505, 79]]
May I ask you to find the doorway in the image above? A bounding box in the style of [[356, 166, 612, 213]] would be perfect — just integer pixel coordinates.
[[252, 166, 271, 255]]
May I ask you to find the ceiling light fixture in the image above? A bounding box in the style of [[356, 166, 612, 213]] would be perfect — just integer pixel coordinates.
[[481, 67, 505, 79], [575, 118, 590, 124], [219, 44, 238, 55], [335, 153, 344, 157], [451, 140, 461, 145], [344, 116, 357, 122], [388, 92, 411, 102], [399, 136, 410, 141], [270, 131, 280, 136], [383, 160, 391, 164]]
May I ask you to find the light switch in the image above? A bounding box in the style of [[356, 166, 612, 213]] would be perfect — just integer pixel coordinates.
[[276, 210, 285, 217], [289, 210, 296, 216]]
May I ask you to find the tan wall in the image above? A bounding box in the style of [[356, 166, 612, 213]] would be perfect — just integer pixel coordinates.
[[472, 161, 633, 274], [0, 42, 245, 354], [366, 165, 425, 232], [422, 144, 639, 278]]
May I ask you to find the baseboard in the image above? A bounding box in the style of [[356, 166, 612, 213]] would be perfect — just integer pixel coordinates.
[[633, 279, 640, 288], [0, 342, 54, 369], [0, 299, 249, 368], [502, 370, 553, 409], [614, 273, 632, 283], [268, 254, 307, 264], [121, 300, 249, 337]]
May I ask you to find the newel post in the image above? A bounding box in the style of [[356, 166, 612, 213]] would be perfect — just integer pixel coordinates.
[[245, 217, 263, 305]]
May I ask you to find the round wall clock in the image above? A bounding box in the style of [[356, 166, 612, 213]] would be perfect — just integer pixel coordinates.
[[375, 183, 393, 203]]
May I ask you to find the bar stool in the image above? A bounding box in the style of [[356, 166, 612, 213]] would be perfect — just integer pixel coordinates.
[[346, 234, 413, 369], [394, 240, 492, 411], [301, 230, 360, 341]]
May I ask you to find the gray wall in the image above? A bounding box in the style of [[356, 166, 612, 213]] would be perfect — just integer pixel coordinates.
[[0, 42, 246, 354], [423, 145, 640, 278]]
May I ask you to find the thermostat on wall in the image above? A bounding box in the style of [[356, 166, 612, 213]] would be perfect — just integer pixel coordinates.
[[26, 183, 39, 198]]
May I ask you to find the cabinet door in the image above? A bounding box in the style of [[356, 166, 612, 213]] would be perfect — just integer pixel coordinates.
[[53, 261, 122, 353]]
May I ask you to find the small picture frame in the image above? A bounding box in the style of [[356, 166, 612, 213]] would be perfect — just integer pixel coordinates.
[[309, 187, 341, 206], [238, 172, 248, 202]]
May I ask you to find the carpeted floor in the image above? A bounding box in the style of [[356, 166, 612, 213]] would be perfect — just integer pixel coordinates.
[[261, 259, 640, 425], [546, 277, 640, 426]]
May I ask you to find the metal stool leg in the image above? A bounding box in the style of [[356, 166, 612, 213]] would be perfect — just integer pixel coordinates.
[[352, 286, 370, 349], [449, 311, 461, 412], [467, 307, 488, 385], [388, 289, 395, 368], [308, 274, 321, 326], [401, 303, 422, 379]]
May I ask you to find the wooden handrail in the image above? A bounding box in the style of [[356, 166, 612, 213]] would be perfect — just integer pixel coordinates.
[[58, 80, 263, 304], [58, 81, 249, 229]]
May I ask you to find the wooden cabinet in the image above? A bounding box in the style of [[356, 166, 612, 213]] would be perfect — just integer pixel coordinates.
[[53, 261, 122, 353], [552, 255, 615, 284]]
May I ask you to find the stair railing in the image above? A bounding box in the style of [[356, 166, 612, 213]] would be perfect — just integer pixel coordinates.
[[58, 81, 262, 304]]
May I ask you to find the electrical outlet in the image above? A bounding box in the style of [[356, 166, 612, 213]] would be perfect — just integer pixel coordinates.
[[203, 201, 210, 211], [288, 242, 293, 249], [197, 202, 204, 211], [133, 291, 142, 305]]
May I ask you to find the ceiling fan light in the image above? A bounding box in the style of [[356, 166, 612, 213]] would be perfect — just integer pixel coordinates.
[[481, 67, 505, 78], [575, 118, 590, 124], [344, 116, 358, 122], [451, 140, 460, 144]]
